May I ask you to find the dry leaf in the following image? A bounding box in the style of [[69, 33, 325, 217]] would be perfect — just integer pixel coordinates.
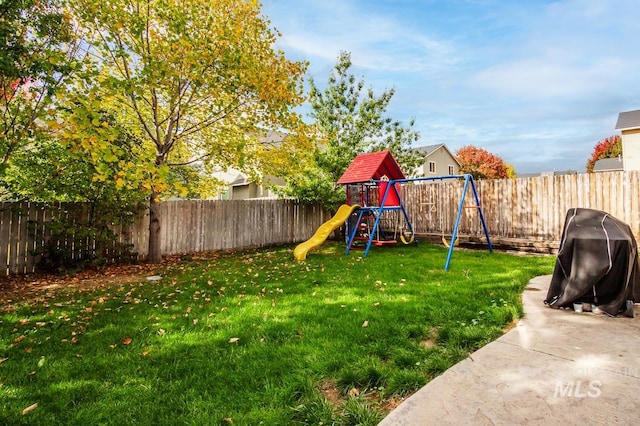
[[21, 403, 37, 415], [157, 329, 166, 337], [13, 335, 25, 344], [228, 337, 240, 344], [122, 337, 132, 345], [348, 388, 360, 397], [142, 350, 150, 356], [362, 320, 369, 328], [0, 358, 8, 364]]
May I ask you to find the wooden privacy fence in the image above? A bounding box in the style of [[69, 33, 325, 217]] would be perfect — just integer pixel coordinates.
[[402, 171, 640, 251], [0, 199, 330, 276], [2, 171, 639, 275], [153, 200, 329, 256]]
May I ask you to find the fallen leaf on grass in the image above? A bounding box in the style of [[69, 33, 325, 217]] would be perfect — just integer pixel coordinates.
[[37, 357, 45, 368], [157, 329, 166, 337], [122, 337, 132, 345], [0, 358, 8, 364], [21, 403, 37, 415], [142, 350, 150, 356], [13, 335, 25, 345], [228, 337, 240, 344], [362, 320, 369, 328], [348, 388, 360, 397]]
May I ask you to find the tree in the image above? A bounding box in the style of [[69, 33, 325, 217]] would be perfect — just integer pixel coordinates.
[[283, 51, 421, 209], [0, 0, 81, 180], [3, 112, 148, 272], [586, 135, 622, 173], [69, 0, 310, 262], [455, 145, 508, 180]]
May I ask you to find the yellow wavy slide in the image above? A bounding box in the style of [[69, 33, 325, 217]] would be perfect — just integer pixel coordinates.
[[293, 204, 360, 261]]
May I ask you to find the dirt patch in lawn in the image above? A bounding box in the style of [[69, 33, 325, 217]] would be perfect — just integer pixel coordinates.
[[0, 253, 230, 311]]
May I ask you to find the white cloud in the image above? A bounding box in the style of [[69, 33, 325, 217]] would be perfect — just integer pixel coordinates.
[[267, 0, 457, 75]]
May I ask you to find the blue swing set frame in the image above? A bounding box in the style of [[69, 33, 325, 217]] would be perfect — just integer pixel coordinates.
[[345, 174, 493, 271]]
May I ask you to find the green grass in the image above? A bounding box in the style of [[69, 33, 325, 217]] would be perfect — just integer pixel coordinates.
[[0, 242, 554, 425]]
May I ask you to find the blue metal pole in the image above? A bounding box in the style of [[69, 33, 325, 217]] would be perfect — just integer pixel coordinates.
[[364, 181, 391, 256], [469, 176, 493, 252], [444, 174, 470, 270]]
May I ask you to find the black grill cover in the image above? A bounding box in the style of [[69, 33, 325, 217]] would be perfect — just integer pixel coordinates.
[[545, 208, 640, 316]]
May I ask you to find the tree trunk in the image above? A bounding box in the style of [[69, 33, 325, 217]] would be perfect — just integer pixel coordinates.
[[148, 192, 162, 263]]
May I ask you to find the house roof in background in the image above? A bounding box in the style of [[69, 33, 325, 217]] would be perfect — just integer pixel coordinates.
[[261, 130, 288, 145], [593, 156, 623, 172], [413, 143, 461, 166], [615, 109, 640, 130], [337, 150, 406, 184], [413, 144, 444, 155]]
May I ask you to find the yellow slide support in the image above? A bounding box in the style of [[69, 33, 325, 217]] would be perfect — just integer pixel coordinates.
[[293, 204, 360, 261]]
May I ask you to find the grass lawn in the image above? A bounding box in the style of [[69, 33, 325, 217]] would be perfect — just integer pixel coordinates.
[[0, 242, 554, 425]]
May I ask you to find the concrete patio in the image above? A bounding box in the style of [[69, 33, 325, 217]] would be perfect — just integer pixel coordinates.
[[379, 275, 640, 425]]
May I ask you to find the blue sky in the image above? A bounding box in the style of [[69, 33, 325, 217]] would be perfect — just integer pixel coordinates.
[[261, 0, 640, 174]]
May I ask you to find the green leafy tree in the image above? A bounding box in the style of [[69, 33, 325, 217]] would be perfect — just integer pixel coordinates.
[[4, 116, 147, 272], [283, 51, 421, 209], [68, 0, 311, 262], [0, 0, 81, 181], [586, 135, 622, 173]]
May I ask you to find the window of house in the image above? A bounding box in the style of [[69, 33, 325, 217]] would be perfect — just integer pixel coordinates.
[[448, 165, 455, 175], [429, 161, 436, 173]]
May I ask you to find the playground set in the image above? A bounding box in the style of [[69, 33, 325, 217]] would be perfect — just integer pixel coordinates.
[[293, 150, 492, 270]]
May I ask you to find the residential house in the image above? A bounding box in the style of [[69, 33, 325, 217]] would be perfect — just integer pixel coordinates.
[[412, 144, 461, 177], [228, 174, 285, 200], [593, 156, 623, 173], [212, 130, 289, 200], [615, 109, 640, 171]]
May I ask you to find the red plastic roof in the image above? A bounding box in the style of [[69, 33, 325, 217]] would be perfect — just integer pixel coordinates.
[[336, 150, 406, 185]]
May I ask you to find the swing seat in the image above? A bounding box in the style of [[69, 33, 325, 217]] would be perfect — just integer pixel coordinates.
[[374, 240, 397, 246]]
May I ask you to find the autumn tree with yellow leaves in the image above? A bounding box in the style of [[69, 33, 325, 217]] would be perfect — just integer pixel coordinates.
[[65, 0, 311, 262]]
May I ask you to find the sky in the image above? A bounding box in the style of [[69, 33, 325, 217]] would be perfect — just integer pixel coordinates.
[[261, 0, 640, 174]]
